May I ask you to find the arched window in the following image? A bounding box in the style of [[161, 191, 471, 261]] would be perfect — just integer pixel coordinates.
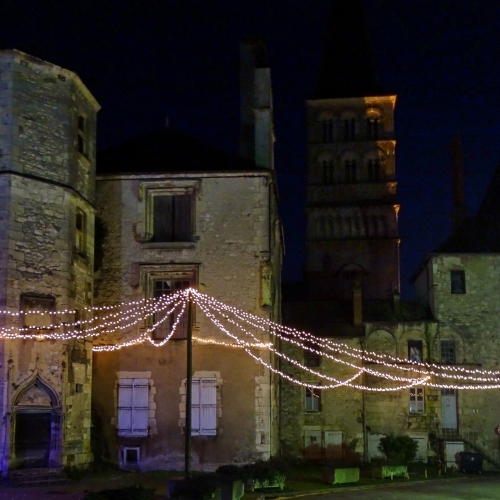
[[367, 118, 380, 140], [322, 119, 334, 142], [322, 160, 334, 184], [344, 160, 357, 182]]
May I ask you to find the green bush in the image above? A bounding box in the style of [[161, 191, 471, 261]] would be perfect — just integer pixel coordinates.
[[378, 435, 418, 465], [82, 484, 155, 500]]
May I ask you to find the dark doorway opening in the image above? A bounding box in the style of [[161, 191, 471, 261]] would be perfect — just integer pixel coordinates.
[[15, 412, 51, 468]]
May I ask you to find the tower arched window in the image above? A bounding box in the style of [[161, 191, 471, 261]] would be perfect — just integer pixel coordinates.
[[367, 118, 380, 140], [322, 160, 334, 184], [343, 119, 356, 141], [368, 159, 381, 182], [344, 160, 357, 183], [322, 119, 334, 142]]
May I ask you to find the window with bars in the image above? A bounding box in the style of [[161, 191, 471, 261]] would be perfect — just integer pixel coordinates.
[[117, 378, 149, 437], [440, 340, 456, 364], [191, 378, 217, 436], [305, 387, 321, 412], [153, 279, 191, 340], [151, 194, 192, 242], [20, 294, 55, 328], [409, 387, 424, 413]]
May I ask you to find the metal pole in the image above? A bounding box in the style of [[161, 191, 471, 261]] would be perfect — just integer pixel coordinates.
[[184, 291, 193, 480]]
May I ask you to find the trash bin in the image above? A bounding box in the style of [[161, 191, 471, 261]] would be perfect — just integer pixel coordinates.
[[459, 451, 483, 473]]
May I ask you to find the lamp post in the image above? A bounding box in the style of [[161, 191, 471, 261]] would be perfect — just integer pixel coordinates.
[[184, 291, 193, 480]]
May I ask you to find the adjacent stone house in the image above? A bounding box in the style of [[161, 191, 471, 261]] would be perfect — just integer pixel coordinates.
[[0, 49, 99, 472]]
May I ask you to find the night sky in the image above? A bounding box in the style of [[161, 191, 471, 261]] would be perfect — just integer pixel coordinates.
[[2, 0, 500, 298]]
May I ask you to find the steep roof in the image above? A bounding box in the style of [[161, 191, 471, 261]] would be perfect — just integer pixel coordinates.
[[97, 127, 262, 176], [314, 0, 387, 99]]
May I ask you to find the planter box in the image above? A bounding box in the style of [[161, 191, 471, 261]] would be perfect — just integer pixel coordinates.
[[321, 467, 360, 484], [247, 472, 286, 491], [372, 465, 408, 479], [218, 479, 244, 500]]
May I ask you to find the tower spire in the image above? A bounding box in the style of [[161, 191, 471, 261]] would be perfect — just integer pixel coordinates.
[[314, 0, 386, 99]]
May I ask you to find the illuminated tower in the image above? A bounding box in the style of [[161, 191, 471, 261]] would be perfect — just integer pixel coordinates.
[[305, 0, 399, 300]]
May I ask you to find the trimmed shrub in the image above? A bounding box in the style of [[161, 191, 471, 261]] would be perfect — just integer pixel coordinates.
[[378, 435, 418, 464]]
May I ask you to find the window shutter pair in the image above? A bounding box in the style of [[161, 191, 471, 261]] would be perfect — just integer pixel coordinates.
[[153, 195, 192, 242], [117, 378, 149, 437], [191, 378, 217, 436]]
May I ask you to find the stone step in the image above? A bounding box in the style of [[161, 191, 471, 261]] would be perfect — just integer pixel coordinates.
[[9, 468, 68, 487]]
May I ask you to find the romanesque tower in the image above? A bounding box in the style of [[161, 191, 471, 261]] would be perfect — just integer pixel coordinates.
[[0, 50, 99, 472], [305, 0, 399, 301]]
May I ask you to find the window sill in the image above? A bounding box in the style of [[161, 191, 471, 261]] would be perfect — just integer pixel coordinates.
[[141, 241, 196, 250]]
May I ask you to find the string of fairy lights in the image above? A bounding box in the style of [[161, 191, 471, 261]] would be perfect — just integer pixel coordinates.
[[2, 289, 500, 390]]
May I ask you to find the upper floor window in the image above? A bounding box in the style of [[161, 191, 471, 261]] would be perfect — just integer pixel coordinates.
[[191, 377, 217, 436], [408, 340, 423, 363], [77, 115, 86, 156], [343, 119, 356, 141], [151, 194, 192, 243], [322, 119, 334, 142], [440, 340, 456, 364], [368, 159, 381, 182], [450, 270, 466, 294], [117, 378, 149, 437], [322, 160, 334, 184], [75, 208, 86, 255], [367, 118, 380, 140], [152, 278, 191, 340], [303, 341, 321, 367], [409, 387, 424, 413], [305, 387, 321, 412], [21, 294, 55, 329], [344, 160, 357, 182]]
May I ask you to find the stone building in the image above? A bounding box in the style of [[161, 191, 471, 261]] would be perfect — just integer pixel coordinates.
[[91, 40, 282, 470], [0, 49, 99, 472]]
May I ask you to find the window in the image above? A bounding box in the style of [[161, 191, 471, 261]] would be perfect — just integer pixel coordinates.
[[368, 159, 381, 182], [343, 119, 356, 141], [450, 270, 466, 294], [153, 279, 191, 340], [322, 160, 334, 184], [409, 387, 424, 413], [151, 194, 192, 242], [305, 387, 321, 411], [441, 341, 456, 364], [122, 447, 140, 467], [77, 115, 86, 156], [303, 341, 321, 367], [117, 378, 149, 437], [408, 340, 423, 362], [367, 118, 379, 140], [21, 294, 55, 328], [322, 119, 333, 142], [191, 378, 217, 436], [75, 208, 86, 255], [344, 160, 357, 182]]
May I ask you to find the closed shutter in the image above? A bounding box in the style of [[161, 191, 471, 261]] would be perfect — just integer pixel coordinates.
[[117, 379, 133, 435], [133, 379, 149, 437], [173, 195, 192, 242], [191, 378, 201, 436], [191, 378, 217, 436], [200, 378, 217, 436]]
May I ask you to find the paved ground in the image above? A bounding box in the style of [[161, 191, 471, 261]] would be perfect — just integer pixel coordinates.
[[290, 475, 500, 500]]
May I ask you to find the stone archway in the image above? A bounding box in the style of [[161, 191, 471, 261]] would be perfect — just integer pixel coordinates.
[[11, 376, 62, 469]]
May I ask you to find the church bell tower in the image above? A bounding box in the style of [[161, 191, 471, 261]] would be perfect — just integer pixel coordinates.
[[305, 0, 400, 301]]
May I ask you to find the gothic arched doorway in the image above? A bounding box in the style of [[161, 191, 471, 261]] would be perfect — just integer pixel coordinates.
[[12, 377, 62, 469]]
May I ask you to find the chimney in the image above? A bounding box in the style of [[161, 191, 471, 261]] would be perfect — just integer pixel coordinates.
[[451, 135, 467, 231], [353, 282, 362, 326]]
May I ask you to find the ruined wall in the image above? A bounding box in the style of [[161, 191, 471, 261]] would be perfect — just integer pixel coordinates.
[[93, 172, 280, 470]]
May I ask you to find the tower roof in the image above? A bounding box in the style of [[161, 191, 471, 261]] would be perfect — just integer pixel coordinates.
[[314, 0, 387, 99]]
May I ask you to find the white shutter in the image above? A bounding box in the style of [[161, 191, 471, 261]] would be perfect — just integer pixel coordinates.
[[117, 379, 133, 435], [133, 379, 149, 437], [200, 378, 217, 436], [191, 379, 201, 436]]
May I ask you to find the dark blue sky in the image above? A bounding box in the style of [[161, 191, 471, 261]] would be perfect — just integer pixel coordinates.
[[3, 0, 500, 297]]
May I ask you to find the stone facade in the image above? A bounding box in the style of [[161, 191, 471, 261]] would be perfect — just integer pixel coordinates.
[[0, 49, 99, 472], [92, 171, 281, 470]]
